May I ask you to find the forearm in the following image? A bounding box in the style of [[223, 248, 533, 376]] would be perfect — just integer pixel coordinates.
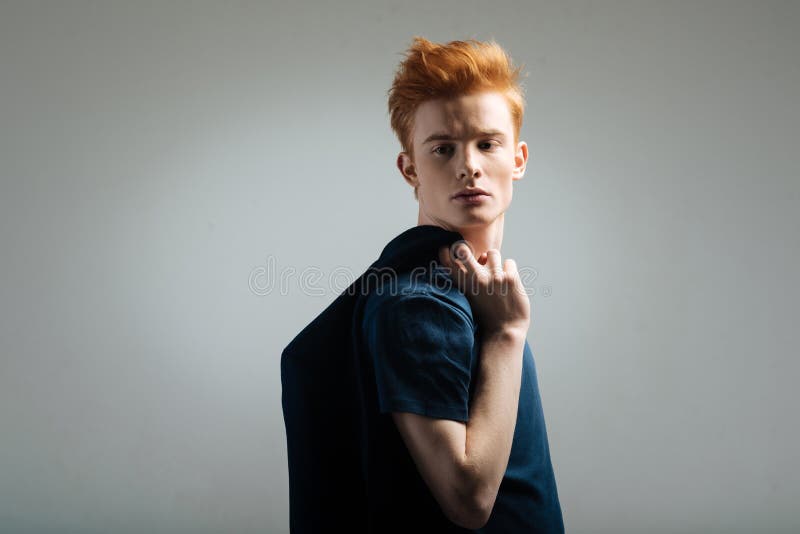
[[461, 328, 525, 512]]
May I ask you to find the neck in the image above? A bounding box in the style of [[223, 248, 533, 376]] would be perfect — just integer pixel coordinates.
[[417, 211, 505, 259]]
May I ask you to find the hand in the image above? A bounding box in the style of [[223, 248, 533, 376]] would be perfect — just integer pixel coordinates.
[[438, 241, 530, 337]]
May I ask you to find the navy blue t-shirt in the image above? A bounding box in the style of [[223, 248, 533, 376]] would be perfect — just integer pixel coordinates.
[[356, 230, 564, 533]]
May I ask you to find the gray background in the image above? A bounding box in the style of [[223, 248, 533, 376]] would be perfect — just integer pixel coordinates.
[[1, 1, 798, 533]]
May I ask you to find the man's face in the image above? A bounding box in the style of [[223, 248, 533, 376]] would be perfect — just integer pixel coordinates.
[[397, 90, 527, 231]]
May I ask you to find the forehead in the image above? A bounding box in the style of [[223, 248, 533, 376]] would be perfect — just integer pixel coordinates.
[[412, 91, 512, 142]]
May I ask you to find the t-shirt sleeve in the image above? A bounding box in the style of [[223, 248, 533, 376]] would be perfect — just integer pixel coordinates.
[[361, 291, 476, 422]]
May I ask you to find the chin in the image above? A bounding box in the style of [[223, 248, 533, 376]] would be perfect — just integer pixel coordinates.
[[448, 211, 497, 228]]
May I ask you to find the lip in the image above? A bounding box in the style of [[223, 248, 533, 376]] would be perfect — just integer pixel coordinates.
[[452, 191, 491, 205], [452, 187, 491, 199]]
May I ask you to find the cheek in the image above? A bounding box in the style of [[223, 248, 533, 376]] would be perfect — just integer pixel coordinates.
[[495, 182, 514, 206], [418, 167, 447, 190]]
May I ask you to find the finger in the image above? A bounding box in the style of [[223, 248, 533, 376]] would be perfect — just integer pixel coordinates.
[[445, 244, 467, 276], [486, 249, 503, 279], [439, 245, 466, 291], [453, 243, 486, 297], [504, 258, 523, 293], [451, 241, 482, 274], [504, 257, 518, 279]]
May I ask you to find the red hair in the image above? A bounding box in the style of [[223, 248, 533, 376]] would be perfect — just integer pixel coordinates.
[[387, 36, 527, 164]]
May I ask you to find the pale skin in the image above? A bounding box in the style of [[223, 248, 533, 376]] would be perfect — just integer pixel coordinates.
[[390, 89, 532, 529], [396, 89, 528, 261]]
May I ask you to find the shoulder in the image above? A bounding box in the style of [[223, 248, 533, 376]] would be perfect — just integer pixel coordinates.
[[360, 265, 474, 329]]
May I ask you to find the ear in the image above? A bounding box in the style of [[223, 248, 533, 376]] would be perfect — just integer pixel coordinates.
[[397, 152, 419, 190], [511, 141, 528, 181]]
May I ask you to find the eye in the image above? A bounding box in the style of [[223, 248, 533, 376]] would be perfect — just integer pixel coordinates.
[[432, 145, 453, 156], [479, 141, 498, 150]]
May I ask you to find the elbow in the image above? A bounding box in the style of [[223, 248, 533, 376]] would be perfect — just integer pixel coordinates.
[[447, 494, 492, 530], [446, 476, 497, 530]]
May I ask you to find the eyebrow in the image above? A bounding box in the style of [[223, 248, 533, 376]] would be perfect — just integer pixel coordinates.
[[422, 130, 507, 144]]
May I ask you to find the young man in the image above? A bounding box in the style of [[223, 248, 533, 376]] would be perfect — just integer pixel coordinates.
[[357, 37, 564, 531], [280, 36, 563, 533]]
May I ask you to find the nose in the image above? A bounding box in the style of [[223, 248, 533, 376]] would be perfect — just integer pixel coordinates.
[[457, 145, 482, 180]]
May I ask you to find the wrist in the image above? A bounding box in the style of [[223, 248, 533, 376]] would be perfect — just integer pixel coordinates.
[[482, 324, 528, 344]]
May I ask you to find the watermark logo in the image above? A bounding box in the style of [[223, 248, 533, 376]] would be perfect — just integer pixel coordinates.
[[248, 241, 552, 299]]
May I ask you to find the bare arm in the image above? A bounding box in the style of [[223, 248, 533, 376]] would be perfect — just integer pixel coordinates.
[[392, 327, 524, 530], [462, 327, 525, 520], [392, 244, 529, 529]]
